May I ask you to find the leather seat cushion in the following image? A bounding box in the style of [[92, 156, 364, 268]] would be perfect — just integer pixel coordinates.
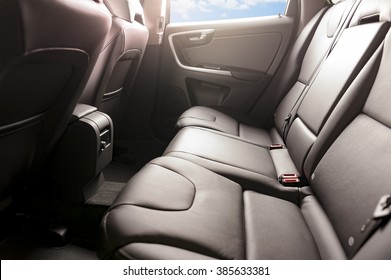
[[100, 156, 245, 259]]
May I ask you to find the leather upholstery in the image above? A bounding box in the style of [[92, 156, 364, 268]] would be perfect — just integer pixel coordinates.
[[0, 0, 111, 206], [99, 0, 391, 260], [244, 191, 320, 259], [177, 106, 259, 139], [99, 157, 245, 260], [311, 32, 391, 258], [79, 0, 148, 130], [350, 0, 391, 26], [104, 0, 145, 24], [176, 1, 352, 139], [165, 1, 389, 186]]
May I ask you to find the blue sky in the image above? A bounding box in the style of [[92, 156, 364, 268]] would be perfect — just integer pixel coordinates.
[[170, 0, 286, 23]]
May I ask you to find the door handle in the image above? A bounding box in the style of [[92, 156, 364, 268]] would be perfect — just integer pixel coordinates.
[[188, 33, 208, 42], [168, 29, 232, 77], [185, 29, 215, 46]]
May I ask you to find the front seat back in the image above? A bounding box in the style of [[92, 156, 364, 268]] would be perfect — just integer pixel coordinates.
[[79, 0, 149, 130], [0, 0, 111, 209]]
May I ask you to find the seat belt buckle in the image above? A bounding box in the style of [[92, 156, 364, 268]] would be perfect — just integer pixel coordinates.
[[361, 194, 391, 235], [268, 144, 285, 150], [279, 173, 301, 187]]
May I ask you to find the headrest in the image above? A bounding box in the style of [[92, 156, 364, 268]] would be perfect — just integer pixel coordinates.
[[104, 0, 145, 25], [350, 0, 391, 27], [128, 0, 145, 25]]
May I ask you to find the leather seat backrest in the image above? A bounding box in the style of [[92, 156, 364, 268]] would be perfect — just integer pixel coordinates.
[[79, 0, 149, 129], [285, 0, 391, 172], [0, 0, 111, 209]]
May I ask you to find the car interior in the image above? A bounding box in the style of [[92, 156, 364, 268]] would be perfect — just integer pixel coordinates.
[[1, 0, 391, 260]]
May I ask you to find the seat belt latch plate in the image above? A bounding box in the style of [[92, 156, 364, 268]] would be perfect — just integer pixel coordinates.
[[268, 144, 285, 150], [373, 194, 391, 219]]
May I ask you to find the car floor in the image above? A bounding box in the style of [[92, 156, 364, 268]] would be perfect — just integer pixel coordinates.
[[0, 140, 167, 260], [0, 237, 98, 260], [86, 161, 137, 206]]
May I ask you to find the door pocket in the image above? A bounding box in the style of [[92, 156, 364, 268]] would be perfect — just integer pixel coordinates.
[[186, 78, 230, 106]]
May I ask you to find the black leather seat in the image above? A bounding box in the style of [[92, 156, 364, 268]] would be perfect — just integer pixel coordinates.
[[99, 0, 391, 259], [162, 0, 388, 195], [79, 0, 149, 131], [175, 0, 359, 146], [0, 0, 111, 210]]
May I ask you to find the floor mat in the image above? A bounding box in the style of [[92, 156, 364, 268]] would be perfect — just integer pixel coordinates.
[[85, 181, 126, 206], [103, 161, 136, 183], [0, 237, 97, 260]]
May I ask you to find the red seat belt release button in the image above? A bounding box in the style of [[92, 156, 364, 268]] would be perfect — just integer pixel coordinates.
[[279, 173, 301, 187]]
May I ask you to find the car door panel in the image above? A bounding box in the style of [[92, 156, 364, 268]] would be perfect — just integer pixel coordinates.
[[174, 31, 282, 81], [154, 15, 295, 138]]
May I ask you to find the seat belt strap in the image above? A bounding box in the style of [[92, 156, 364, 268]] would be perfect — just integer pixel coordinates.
[[281, 114, 292, 140], [281, 0, 362, 142]]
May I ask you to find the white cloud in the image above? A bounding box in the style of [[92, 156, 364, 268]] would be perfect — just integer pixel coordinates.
[[243, 0, 285, 4], [171, 0, 197, 19], [171, 0, 285, 20], [207, 0, 249, 10], [198, 1, 213, 12]]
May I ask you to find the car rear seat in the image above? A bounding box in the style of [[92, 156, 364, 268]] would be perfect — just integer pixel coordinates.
[[175, 0, 357, 145], [98, 0, 391, 259], [162, 0, 389, 196]]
